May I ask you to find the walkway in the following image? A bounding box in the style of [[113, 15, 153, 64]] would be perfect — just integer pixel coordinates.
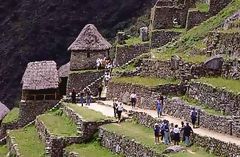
[[79, 100, 240, 146]]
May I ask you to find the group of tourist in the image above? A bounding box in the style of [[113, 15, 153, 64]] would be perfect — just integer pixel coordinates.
[[113, 98, 124, 123], [71, 88, 92, 106], [154, 121, 193, 146]]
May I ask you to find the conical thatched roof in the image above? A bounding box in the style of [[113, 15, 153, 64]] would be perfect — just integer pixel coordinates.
[[22, 61, 59, 90], [0, 102, 10, 121], [68, 24, 112, 51]]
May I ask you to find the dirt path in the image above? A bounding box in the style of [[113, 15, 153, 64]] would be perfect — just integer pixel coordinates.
[[78, 100, 240, 146]]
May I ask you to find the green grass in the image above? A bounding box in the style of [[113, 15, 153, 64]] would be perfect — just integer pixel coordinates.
[[181, 96, 224, 116], [2, 108, 19, 124], [65, 103, 108, 122], [195, 2, 210, 12], [38, 110, 78, 136], [152, 28, 186, 33], [112, 63, 136, 73], [8, 125, 45, 157], [0, 145, 8, 156], [123, 37, 148, 46], [158, 0, 240, 55], [111, 76, 179, 87], [103, 121, 167, 154], [69, 69, 103, 74], [152, 49, 208, 63], [196, 77, 240, 93], [65, 142, 122, 157]]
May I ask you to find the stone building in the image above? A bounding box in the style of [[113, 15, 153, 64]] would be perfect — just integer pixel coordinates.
[[20, 61, 59, 125], [68, 24, 112, 71]]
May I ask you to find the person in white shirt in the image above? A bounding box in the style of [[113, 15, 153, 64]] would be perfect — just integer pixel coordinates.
[[173, 125, 180, 145], [116, 102, 124, 123], [130, 91, 137, 109]]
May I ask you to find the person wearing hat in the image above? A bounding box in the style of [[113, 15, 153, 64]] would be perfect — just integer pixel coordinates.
[[154, 123, 161, 144], [113, 98, 118, 118]]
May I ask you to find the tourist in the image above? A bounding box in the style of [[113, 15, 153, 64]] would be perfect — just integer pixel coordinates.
[[98, 83, 103, 99], [104, 72, 111, 86], [183, 123, 193, 146], [71, 88, 76, 104], [156, 97, 162, 118], [170, 123, 174, 143], [154, 123, 161, 144], [86, 91, 92, 106], [116, 101, 124, 123], [130, 91, 137, 109], [113, 98, 118, 118], [163, 121, 170, 145], [190, 107, 198, 128], [79, 92, 85, 106], [159, 93, 164, 115], [180, 121, 186, 142], [173, 125, 180, 145], [160, 121, 165, 142], [96, 58, 102, 70]]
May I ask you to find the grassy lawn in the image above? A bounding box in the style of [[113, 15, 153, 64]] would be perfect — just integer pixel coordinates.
[[38, 110, 78, 136], [65, 103, 108, 122], [2, 108, 19, 123], [195, 1, 210, 12], [0, 145, 8, 156], [152, 49, 208, 63], [8, 125, 45, 157], [112, 76, 179, 87], [196, 77, 240, 93], [181, 96, 224, 116], [119, 37, 149, 46], [112, 63, 136, 73], [65, 142, 122, 157]]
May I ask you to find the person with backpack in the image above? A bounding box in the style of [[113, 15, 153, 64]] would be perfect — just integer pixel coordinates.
[[183, 123, 193, 146], [156, 97, 162, 118], [154, 123, 161, 144], [190, 108, 198, 128], [116, 102, 124, 123]]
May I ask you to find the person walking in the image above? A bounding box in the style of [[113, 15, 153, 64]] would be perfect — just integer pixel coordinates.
[[154, 123, 161, 144], [116, 102, 124, 123], [71, 88, 76, 104], [86, 91, 92, 106], [156, 97, 162, 118], [113, 98, 118, 118], [163, 121, 170, 145], [183, 123, 193, 146], [79, 92, 84, 106], [190, 108, 198, 128], [173, 125, 180, 145], [130, 91, 137, 109], [98, 83, 103, 99]]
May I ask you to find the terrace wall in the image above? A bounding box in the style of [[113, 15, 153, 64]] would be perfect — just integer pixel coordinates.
[[6, 135, 21, 157], [186, 10, 209, 29], [187, 82, 240, 116], [107, 82, 187, 110], [115, 43, 149, 66]]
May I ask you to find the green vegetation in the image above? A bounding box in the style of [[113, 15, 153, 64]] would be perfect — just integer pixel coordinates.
[[158, 0, 240, 55], [66, 142, 122, 157], [38, 110, 78, 136], [2, 108, 19, 124], [70, 69, 103, 74], [152, 28, 186, 33], [65, 103, 108, 122], [112, 76, 179, 87], [181, 96, 224, 116], [196, 77, 240, 93], [124, 37, 143, 45], [0, 145, 8, 156], [151, 49, 208, 63], [195, 2, 210, 12], [8, 125, 45, 157]]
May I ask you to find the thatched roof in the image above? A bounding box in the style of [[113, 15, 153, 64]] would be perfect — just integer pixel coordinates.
[[22, 61, 59, 90], [68, 24, 112, 51], [58, 62, 70, 78], [0, 102, 10, 120]]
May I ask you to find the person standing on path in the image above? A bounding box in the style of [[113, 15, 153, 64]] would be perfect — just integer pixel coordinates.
[[156, 97, 162, 118], [71, 88, 76, 104], [183, 123, 193, 146], [173, 125, 180, 145], [116, 102, 124, 123], [79, 92, 84, 106], [190, 108, 198, 128], [163, 121, 170, 145], [159, 93, 164, 115], [86, 91, 92, 106], [180, 121, 186, 142], [98, 83, 103, 99], [113, 98, 118, 118], [130, 91, 137, 109], [154, 123, 161, 144]]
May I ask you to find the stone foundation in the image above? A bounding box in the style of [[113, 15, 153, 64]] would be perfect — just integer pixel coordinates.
[[186, 10, 209, 29], [6, 134, 21, 157], [115, 43, 149, 66], [187, 82, 240, 116]]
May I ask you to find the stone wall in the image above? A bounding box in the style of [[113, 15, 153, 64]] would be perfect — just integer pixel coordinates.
[[186, 10, 209, 29], [99, 127, 163, 157], [67, 70, 104, 95], [70, 50, 108, 71], [187, 82, 240, 116], [62, 104, 113, 140], [150, 30, 181, 48], [207, 31, 240, 57], [107, 81, 187, 110], [35, 117, 83, 157], [6, 134, 21, 157], [19, 100, 58, 126], [114, 43, 149, 66], [209, 0, 232, 15]]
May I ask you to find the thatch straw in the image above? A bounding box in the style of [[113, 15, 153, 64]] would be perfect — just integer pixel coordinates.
[[58, 62, 70, 78]]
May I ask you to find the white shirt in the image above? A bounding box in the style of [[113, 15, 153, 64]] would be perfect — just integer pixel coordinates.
[[130, 93, 137, 99], [117, 103, 124, 111], [173, 128, 180, 134]]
